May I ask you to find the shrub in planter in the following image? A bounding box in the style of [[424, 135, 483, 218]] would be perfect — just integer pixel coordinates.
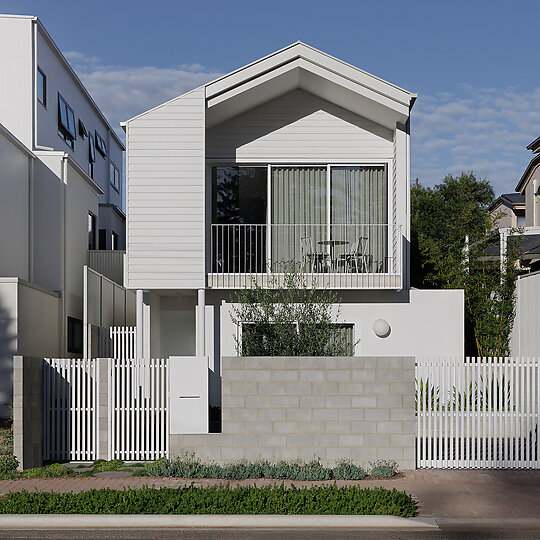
[[332, 459, 367, 480], [369, 460, 398, 479]]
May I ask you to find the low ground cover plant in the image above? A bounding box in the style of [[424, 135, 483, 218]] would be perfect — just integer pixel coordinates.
[[145, 456, 368, 480], [369, 460, 399, 479], [0, 485, 417, 516]]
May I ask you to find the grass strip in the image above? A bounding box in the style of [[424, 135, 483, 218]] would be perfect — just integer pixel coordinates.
[[0, 485, 417, 516]]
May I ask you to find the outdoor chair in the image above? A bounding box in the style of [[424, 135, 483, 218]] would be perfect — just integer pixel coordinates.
[[339, 236, 370, 273], [300, 236, 328, 272]]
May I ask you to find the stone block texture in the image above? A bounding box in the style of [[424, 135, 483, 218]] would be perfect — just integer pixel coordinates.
[[13, 356, 43, 469], [170, 356, 416, 469]]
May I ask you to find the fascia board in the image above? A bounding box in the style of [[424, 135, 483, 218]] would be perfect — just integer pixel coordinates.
[[206, 59, 302, 109], [297, 59, 410, 117], [206, 42, 414, 107], [516, 154, 540, 193]]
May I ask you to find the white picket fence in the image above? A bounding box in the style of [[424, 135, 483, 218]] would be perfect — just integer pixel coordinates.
[[416, 357, 539, 469], [98, 326, 136, 360], [108, 358, 169, 461], [43, 356, 168, 462], [43, 358, 98, 462]]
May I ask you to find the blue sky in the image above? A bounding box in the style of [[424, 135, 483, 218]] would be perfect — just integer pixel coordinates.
[[2, 0, 539, 194]]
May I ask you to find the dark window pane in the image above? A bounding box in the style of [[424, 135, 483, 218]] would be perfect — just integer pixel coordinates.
[[37, 69, 46, 106], [67, 317, 83, 354], [89, 135, 95, 162], [213, 167, 267, 224], [99, 229, 107, 250], [88, 213, 96, 250]]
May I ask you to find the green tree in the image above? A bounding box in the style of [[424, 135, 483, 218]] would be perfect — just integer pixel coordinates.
[[230, 267, 354, 356], [411, 172, 521, 356]]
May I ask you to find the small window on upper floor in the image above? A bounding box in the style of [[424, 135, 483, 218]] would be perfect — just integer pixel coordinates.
[[110, 162, 120, 192], [58, 94, 76, 149], [95, 131, 107, 157], [37, 68, 46, 107], [79, 119, 88, 139]]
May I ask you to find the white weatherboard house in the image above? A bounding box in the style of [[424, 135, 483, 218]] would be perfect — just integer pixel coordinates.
[[123, 42, 464, 409], [0, 15, 129, 413]]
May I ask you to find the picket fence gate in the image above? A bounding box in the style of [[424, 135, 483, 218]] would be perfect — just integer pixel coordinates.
[[416, 357, 540, 469], [43, 358, 98, 462], [108, 358, 169, 461], [43, 357, 168, 462]]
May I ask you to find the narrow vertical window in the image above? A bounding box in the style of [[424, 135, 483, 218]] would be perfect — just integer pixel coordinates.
[[88, 213, 97, 250], [110, 162, 120, 192], [112, 231, 119, 250], [37, 68, 46, 107]]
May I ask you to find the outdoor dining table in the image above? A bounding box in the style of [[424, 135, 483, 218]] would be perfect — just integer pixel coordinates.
[[318, 239, 349, 272]]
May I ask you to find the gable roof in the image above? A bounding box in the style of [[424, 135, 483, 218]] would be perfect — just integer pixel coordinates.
[[124, 42, 416, 130], [489, 192, 525, 212], [516, 153, 540, 193]]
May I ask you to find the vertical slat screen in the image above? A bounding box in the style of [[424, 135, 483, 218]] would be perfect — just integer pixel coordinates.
[[417, 357, 539, 469]]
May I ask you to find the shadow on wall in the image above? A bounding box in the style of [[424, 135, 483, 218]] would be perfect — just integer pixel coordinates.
[[0, 295, 16, 419]]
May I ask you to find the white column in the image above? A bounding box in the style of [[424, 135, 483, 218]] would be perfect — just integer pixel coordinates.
[[196, 289, 206, 357], [136, 289, 144, 359]]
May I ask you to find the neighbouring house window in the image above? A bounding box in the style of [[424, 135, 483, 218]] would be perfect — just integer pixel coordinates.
[[67, 317, 83, 354], [58, 94, 76, 149], [78, 119, 87, 138], [112, 231, 119, 250], [99, 229, 107, 250], [88, 134, 95, 178], [37, 68, 46, 107], [95, 131, 107, 156], [110, 162, 120, 192], [88, 213, 97, 250], [212, 166, 267, 273]]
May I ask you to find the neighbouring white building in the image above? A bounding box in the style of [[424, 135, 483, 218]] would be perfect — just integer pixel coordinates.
[[123, 42, 464, 408], [0, 14, 128, 414]]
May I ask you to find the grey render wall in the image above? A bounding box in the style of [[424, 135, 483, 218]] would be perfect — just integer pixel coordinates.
[[171, 356, 416, 469], [13, 356, 43, 469]]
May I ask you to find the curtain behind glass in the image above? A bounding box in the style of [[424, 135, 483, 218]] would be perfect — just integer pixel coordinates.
[[271, 167, 326, 271], [331, 166, 387, 272]]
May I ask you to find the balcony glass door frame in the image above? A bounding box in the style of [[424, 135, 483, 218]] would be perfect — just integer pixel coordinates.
[[268, 163, 391, 274]]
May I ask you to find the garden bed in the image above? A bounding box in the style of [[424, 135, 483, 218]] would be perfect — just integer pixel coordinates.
[[0, 485, 417, 516]]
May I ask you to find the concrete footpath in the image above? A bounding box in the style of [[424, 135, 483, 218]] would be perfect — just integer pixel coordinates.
[[0, 470, 539, 519]]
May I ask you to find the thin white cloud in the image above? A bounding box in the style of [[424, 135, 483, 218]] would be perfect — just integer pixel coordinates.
[[65, 52, 224, 140], [412, 86, 540, 194]]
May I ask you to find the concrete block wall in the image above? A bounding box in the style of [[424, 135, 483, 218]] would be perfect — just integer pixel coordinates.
[[13, 356, 43, 469], [171, 356, 416, 469]]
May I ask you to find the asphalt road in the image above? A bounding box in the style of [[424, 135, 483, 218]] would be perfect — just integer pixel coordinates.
[[1, 528, 540, 539]]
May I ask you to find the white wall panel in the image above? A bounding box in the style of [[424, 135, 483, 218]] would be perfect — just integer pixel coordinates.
[[126, 88, 205, 289], [206, 89, 393, 163]]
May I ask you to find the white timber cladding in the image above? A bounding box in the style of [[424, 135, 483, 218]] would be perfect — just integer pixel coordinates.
[[127, 88, 206, 289], [206, 89, 393, 162]]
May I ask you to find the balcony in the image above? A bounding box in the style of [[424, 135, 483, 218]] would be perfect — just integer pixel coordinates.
[[88, 250, 125, 285], [208, 224, 402, 289]]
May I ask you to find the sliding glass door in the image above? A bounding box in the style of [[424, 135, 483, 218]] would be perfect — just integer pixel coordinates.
[[271, 167, 326, 271], [331, 166, 388, 272], [212, 167, 267, 273], [211, 164, 388, 275]]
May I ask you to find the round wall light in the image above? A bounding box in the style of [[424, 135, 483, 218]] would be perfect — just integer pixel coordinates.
[[373, 319, 391, 338]]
